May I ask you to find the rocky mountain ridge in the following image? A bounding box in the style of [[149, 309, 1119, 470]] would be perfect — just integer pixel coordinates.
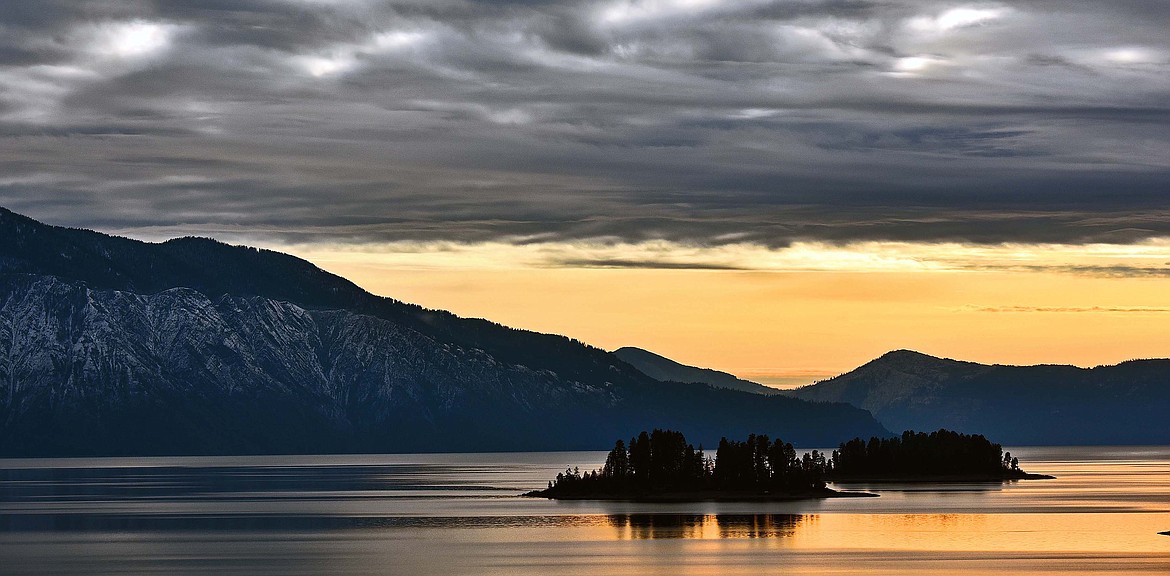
[[0, 209, 888, 456]]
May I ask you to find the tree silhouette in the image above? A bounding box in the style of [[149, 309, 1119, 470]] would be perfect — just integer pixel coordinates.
[[832, 429, 1026, 478], [533, 427, 1031, 499]]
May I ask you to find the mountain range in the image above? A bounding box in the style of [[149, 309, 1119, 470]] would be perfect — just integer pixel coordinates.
[[785, 349, 1170, 445], [6, 206, 1164, 454], [609, 333, 1170, 446], [0, 208, 887, 456]]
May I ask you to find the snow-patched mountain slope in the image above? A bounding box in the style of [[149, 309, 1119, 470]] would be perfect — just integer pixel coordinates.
[[0, 207, 889, 455], [0, 273, 887, 456], [0, 206, 654, 399], [0, 274, 610, 454]]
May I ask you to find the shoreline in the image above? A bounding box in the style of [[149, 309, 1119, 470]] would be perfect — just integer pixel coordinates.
[[524, 472, 1055, 502], [827, 472, 1055, 483], [522, 486, 878, 503]]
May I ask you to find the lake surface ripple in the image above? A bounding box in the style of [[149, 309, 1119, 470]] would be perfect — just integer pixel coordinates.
[[1, 446, 1167, 575]]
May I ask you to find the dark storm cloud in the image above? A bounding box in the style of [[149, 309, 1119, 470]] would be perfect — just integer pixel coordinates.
[[1, 0, 1169, 247], [554, 258, 748, 270]]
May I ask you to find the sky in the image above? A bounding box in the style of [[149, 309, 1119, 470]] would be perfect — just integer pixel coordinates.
[[2, 1, 1169, 385]]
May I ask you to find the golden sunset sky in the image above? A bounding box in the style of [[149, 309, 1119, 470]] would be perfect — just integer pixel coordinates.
[[284, 239, 1170, 387]]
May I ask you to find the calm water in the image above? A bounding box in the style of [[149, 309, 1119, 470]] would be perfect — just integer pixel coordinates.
[[1, 446, 1167, 575]]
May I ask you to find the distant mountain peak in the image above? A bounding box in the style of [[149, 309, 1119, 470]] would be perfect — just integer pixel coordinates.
[[857, 349, 980, 372], [785, 348, 1170, 445], [612, 346, 780, 396], [161, 236, 228, 246], [878, 348, 934, 360], [874, 348, 958, 363]]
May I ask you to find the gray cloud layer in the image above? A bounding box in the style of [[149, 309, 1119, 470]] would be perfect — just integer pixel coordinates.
[[1, 0, 1168, 246]]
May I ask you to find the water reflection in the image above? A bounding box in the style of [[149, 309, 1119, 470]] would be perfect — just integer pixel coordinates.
[[0, 463, 521, 503], [0, 448, 1167, 576], [0, 509, 815, 537], [607, 513, 807, 539]]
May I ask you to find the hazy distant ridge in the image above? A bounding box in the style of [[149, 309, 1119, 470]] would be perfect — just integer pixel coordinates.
[[613, 347, 779, 395], [784, 350, 1170, 445]]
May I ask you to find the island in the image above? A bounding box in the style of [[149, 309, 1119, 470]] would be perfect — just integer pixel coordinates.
[[526, 428, 1051, 502], [526, 429, 867, 502], [829, 429, 1055, 482]]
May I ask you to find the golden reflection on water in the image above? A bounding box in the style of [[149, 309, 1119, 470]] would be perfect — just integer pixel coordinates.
[[605, 514, 809, 540], [1, 447, 1167, 576], [590, 511, 1169, 555]]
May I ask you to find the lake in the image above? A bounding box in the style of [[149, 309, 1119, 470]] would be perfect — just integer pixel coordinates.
[[1, 446, 1167, 575]]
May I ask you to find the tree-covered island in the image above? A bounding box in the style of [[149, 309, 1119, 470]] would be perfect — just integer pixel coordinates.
[[526, 429, 857, 502], [527, 428, 1051, 502], [830, 429, 1054, 482]]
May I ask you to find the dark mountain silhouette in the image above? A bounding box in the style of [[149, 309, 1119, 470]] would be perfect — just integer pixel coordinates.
[[0, 208, 888, 456], [613, 346, 779, 395], [785, 349, 1170, 445]]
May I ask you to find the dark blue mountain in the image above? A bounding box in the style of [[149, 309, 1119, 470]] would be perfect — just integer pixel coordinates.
[[785, 349, 1170, 445], [0, 208, 887, 456], [613, 346, 780, 395]]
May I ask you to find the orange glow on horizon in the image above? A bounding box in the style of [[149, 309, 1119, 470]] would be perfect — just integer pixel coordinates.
[[280, 241, 1170, 384]]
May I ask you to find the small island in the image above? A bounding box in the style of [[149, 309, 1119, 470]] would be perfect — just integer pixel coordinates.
[[526, 429, 867, 502], [829, 429, 1055, 482], [527, 428, 1051, 502]]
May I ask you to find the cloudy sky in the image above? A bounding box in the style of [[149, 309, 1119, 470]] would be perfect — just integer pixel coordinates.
[[3, 1, 1170, 381]]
